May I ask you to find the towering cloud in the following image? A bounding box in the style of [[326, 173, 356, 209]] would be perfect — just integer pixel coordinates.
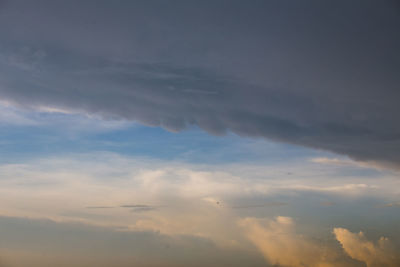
[[334, 228, 400, 267], [0, 0, 399, 166], [241, 217, 400, 267], [240, 217, 358, 267]]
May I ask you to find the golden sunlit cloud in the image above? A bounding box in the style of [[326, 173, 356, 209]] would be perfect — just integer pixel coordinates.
[[239, 217, 355, 267], [334, 228, 400, 267], [240, 216, 400, 267]]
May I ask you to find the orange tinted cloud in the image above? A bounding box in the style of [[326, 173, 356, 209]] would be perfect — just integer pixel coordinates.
[[239, 217, 355, 267], [334, 228, 400, 267]]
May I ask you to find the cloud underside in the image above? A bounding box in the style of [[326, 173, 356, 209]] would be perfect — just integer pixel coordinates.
[[0, 1, 399, 166]]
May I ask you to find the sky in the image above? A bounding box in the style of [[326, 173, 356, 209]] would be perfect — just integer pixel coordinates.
[[0, 1, 399, 267]]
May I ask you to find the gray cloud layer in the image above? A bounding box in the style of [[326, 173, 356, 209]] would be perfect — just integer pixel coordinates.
[[0, 0, 399, 165]]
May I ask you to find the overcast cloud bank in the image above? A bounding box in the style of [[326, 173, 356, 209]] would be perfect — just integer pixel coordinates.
[[0, 1, 399, 166]]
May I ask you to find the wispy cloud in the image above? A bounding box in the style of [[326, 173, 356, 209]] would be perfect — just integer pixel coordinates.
[[0, 153, 398, 234], [310, 157, 390, 172], [0, 101, 132, 136]]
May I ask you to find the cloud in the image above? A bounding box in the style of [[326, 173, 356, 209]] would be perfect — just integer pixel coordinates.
[[239, 216, 358, 267], [0, 152, 397, 228], [0, 153, 399, 266], [240, 216, 400, 267], [0, 215, 265, 267], [288, 183, 378, 195], [85, 204, 159, 213], [0, 101, 131, 137], [381, 202, 400, 208], [310, 157, 388, 172], [231, 202, 287, 209], [0, 1, 399, 166], [0, 101, 38, 126], [120, 204, 159, 213], [85, 206, 114, 209], [334, 228, 400, 267]]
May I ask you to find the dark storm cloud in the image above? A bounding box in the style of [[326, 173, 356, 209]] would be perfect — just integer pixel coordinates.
[[0, 0, 399, 165]]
